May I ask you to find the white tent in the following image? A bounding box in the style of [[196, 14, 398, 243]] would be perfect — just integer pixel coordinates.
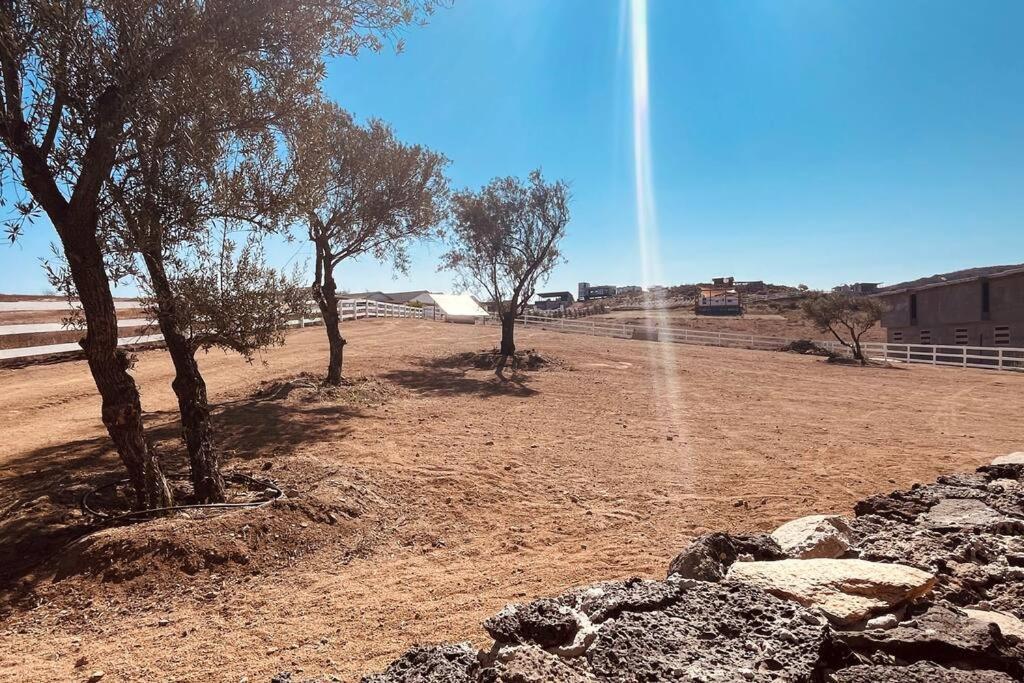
[[421, 293, 489, 323]]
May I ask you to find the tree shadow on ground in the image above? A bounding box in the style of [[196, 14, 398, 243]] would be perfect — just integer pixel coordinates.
[[0, 391, 361, 603], [380, 356, 538, 399]]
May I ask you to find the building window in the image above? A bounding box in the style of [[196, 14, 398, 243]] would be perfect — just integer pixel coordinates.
[[892, 331, 903, 342], [982, 281, 991, 319], [994, 326, 1010, 346], [910, 293, 918, 325], [920, 330, 932, 344], [954, 328, 968, 345]]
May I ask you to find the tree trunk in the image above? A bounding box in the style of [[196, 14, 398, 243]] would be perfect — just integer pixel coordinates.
[[142, 250, 226, 503], [853, 336, 865, 365], [496, 310, 517, 378], [312, 244, 345, 385], [62, 227, 173, 510]]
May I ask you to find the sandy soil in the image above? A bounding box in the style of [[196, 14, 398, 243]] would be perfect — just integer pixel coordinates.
[[1, 318, 1022, 682]]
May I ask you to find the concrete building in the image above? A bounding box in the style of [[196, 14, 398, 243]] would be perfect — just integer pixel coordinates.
[[534, 291, 575, 311], [617, 285, 643, 295], [712, 276, 764, 293], [833, 282, 881, 296], [876, 264, 1024, 347], [577, 282, 617, 301]]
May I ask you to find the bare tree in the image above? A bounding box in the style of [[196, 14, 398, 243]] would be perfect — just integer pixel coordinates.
[[0, 0, 438, 509], [288, 103, 448, 384], [800, 292, 885, 364], [441, 170, 570, 378]]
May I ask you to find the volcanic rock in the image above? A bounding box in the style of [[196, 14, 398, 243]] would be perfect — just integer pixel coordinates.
[[827, 662, 1015, 682], [919, 499, 1023, 533], [726, 558, 935, 625], [483, 599, 582, 648], [666, 532, 784, 581], [584, 580, 828, 681], [771, 515, 854, 559], [361, 643, 480, 683], [833, 605, 1024, 679], [482, 646, 592, 682]]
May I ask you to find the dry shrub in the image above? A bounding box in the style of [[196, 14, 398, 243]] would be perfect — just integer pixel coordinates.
[[252, 372, 404, 406], [433, 348, 568, 372]]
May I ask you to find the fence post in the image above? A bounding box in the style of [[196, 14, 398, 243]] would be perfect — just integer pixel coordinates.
[[932, 346, 937, 365], [962, 347, 967, 368], [999, 348, 1004, 371]]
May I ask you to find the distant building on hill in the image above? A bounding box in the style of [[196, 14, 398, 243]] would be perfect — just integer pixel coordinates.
[[534, 291, 575, 311], [713, 276, 765, 293], [875, 264, 1024, 347], [696, 286, 742, 316], [617, 285, 643, 295], [833, 282, 881, 296], [577, 282, 617, 301]]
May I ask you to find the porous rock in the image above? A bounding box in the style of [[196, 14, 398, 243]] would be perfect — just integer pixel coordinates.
[[827, 662, 1015, 683], [919, 499, 1023, 533], [725, 558, 935, 625], [833, 605, 1024, 679], [584, 580, 828, 681], [771, 515, 854, 559], [483, 599, 581, 648], [558, 577, 690, 623], [482, 646, 593, 682], [360, 643, 480, 683], [963, 608, 1024, 641], [666, 532, 785, 581]]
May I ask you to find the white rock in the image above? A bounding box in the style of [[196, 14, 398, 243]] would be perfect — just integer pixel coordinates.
[[771, 514, 853, 559], [992, 452, 1024, 465], [726, 558, 935, 625], [865, 613, 899, 630], [963, 608, 1024, 640]]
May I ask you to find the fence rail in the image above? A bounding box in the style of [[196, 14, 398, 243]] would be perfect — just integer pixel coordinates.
[[515, 314, 1024, 373], [0, 299, 425, 361]]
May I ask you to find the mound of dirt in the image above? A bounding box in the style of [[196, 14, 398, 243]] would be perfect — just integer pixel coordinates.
[[780, 339, 837, 358], [435, 349, 568, 372], [252, 372, 404, 406], [37, 458, 386, 594]]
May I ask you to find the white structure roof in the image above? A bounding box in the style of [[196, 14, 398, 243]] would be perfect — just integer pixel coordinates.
[[423, 293, 489, 318]]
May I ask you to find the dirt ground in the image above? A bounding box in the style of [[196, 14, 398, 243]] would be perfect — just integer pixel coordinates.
[[592, 305, 887, 342], [1, 319, 1022, 683]]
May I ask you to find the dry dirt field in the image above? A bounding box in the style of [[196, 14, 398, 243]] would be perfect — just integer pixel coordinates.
[[1, 319, 1022, 682], [590, 306, 887, 342]]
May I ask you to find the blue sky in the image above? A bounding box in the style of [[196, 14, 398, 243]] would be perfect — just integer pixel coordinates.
[[3, 0, 1023, 295]]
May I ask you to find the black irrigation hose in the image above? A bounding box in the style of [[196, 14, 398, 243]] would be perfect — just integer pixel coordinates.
[[81, 472, 283, 523]]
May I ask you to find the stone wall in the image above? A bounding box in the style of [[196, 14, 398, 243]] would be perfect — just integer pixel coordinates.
[[282, 452, 1024, 682]]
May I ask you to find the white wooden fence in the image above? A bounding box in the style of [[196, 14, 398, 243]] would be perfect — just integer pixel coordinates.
[[515, 314, 1024, 373], [0, 298, 424, 361]]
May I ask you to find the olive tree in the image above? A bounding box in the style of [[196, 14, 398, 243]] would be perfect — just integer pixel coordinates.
[[288, 103, 448, 385], [800, 292, 885, 364], [441, 170, 570, 378], [0, 0, 438, 509], [102, 113, 300, 503]]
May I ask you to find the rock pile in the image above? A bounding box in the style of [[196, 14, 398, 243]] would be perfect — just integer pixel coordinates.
[[301, 455, 1024, 681]]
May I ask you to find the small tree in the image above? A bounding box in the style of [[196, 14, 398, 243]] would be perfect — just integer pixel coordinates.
[[288, 103, 449, 385], [800, 292, 885, 364], [441, 170, 570, 378]]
